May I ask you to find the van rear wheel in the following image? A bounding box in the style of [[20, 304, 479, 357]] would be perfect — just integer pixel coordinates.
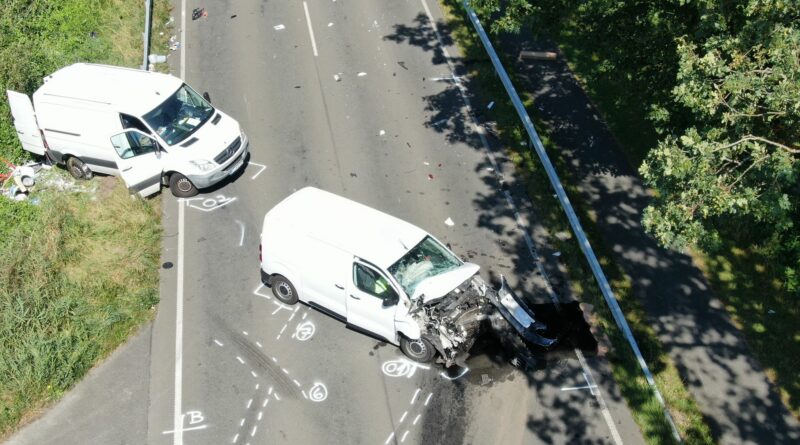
[[66, 157, 92, 180], [400, 336, 436, 363], [271, 275, 298, 305], [169, 173, 198, 197]]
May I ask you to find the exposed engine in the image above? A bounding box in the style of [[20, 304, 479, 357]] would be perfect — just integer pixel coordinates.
[[410, 274, 556, 368]]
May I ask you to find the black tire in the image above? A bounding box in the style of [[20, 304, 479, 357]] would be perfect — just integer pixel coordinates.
[[66, 156, 92, 180], [270, 275, 298, 305], [400, 336, 436, 363], [169, 173, 198, 197]]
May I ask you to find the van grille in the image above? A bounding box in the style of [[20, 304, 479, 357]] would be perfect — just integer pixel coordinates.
[[214, 137, 241, 164]]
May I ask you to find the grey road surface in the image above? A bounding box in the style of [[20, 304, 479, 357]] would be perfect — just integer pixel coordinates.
[[8, 1, 645, 444]]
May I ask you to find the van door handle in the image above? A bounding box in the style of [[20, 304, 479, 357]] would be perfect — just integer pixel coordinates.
[[350, 294, 360, 300], [122, 167, 132, 172], [335, 284, 344, 289]]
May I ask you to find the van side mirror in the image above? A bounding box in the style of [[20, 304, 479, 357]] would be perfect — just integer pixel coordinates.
[[383, 293, 399, 308], [203, 92, 211, 103]]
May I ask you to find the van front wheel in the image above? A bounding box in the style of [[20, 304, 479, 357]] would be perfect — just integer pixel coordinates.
[[400, 336, 436, 363], [271, 275, 298, 305], [169, 173, 198, 197], [66, 157, 92, 180]]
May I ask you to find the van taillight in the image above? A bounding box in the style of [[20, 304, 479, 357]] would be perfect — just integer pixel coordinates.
[[259, 243, 262, 262]]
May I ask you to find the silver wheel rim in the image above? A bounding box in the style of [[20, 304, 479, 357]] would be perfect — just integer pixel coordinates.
[[277, 282, 292, 299], [176, 178, 193, 193], [69, 161, 83, 178], [408, 339, 427, 357]]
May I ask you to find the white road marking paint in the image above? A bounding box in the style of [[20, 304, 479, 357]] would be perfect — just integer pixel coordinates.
[[251, 370, 258, 378], [308, 382, 328, 402], [236, 356, 245, 364], [277, 323, 288, 340], [273, 393, 281, 401], [273, 24, 285, 30], [413, 414, 421, 425], [302, 310, 308, 320], [232, 433, 240, 443], [384, 432, 395, 444], [256, 341, 263, 348], [240, 418, 245, 427], [253, 283, 271, 300], [255, 384, 260, 390], [288, 306, 299, 321], [173, 199, 185, 445], [248, 161, 267, 180], [419, 1, 623, 442], [250, 425, 257, 437], [271, 302, 293, 314], [439, 367, 469, 380], [382, 358, 430, 378], [281, 367, 289, 375], [262, 398, 269, 407], [302, 390, 308, 399], [292, 320, 316, 341], [180, 0, 186, 80], [400, 430, 409, 443], [293, 379, 302, 387], [582, 371, 598, 396], [162, 424, 208, 435], [242, 331, 248, 336], [235, 220, 245, 246], [410, 388, 421, 405], [247, 398, 253, 409], [424, 392, 433, 406], [213, 339, 224, 347], [302, 2, 318, 57], [184, 195, 237, 212], [427, 75, 463, 82], [399, 411, 408, 423], [268, 386, 273, 395], [258, 411, 263, 421]]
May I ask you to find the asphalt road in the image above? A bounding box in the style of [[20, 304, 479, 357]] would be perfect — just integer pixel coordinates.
[[8, 1, 645, 444]]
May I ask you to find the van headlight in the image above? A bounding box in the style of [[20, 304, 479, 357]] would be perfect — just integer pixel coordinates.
[[190, 159, 215, 172]]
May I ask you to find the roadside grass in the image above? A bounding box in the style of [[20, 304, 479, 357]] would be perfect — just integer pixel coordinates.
[[0, 178, 161, 438], [438, 1, 714, 443], [0, 0, 171, 438], [692, 242, 800, 420]]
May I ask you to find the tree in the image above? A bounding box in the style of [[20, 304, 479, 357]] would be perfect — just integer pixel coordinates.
[[640, 3, 799, 252]]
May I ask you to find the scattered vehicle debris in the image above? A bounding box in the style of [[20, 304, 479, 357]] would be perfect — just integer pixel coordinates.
[[191, 7, 207, 20], [274, 24, 285, 30]]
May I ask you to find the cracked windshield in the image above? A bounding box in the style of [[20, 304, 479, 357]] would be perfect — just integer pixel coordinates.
[[143, 84, 213, 145], [389, 236, 462, 297]]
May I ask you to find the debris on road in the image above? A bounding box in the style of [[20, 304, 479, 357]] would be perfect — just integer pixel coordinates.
[[487, 101, 495, 110], [328, 22, 334, 27], [333, 73, 342, 81], [191, 7, 207, 20], [379, 130, 386, 136], [552, 251, 561, 257], [444, 217, 454, 226], [274, 24, 286, 30], [357, 72, 367, 77], [169, 35, 180, 51], [230, 14, 237, 19], [427, 174, 434, 180]]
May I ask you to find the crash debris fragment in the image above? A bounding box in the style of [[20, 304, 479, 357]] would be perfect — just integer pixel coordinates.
[[444, 217, 454, 226], [191, 7, 207, 20]]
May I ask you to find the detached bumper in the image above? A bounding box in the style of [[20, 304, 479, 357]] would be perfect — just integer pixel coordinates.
[[488, 277, 557, 348], [187, 134, 250, 189]]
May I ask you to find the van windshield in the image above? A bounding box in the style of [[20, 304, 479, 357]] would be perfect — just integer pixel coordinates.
[[388, 236, 463, 297], [143, 84, 214, 145]]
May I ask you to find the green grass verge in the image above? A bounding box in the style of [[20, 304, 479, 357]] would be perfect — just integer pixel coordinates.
[[693, 244, 800, 420], [438, 1, 714, 443], [0, 0, 171, 438]]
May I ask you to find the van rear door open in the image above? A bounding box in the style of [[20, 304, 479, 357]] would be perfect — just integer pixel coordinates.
[[109, 129, 163, 197], [6, 91, 46, 155]]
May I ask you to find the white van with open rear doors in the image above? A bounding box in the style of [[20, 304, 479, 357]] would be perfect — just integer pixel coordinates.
[[260, 187, 556, 367], [6, 63, 249, 197]]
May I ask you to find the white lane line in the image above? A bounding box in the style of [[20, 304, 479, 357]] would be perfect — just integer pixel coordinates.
[[302, 2, 319, 57], [384, 432, 395, 444], [258, 411, 263, 421], [240, 418, 245, 426], [399, 411, 408, 423], [251, 370, 258, 378], [174, 199, 185, 445], [235, 220, 245, 246], [419, 0, 622, 443], [232, 433, 239, 443], [255, 341, 263, 348], [410, 388, 421, 405], [424, 392, 433, 406], [180, 0, 186, 80], [262, 398, 269, 407], [247, 398, 253, 408], [250, 425, 258, 437], [237, 356, 245, 364], [400, 430, 409, 443], [413, 414, 421, 425], [214, 339, 224, 347]]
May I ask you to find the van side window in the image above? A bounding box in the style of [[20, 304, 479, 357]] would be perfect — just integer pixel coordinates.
[[353, 264, 397, 300], [120, 114, 151, 135], [110, 131, 158, 159]]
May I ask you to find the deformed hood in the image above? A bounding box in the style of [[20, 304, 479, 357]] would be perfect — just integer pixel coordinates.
[[411, 262, 480, 304]]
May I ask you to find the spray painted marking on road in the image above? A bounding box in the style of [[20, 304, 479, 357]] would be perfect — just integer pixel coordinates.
[[248, 161, 267, 180], [381, 358, 430, 378], [439, 366, 469, 381], [235, 220, 245, 246], [184, 195, 237, 212], [292, 320, 316, 341], [213, 339, 224, 347], [302, 1, 319, 57], [163, 410, 207, 436]]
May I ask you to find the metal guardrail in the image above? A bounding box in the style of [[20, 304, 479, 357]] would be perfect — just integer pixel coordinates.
[[141, 0, 153, 70], [461, 1, 682, 441]]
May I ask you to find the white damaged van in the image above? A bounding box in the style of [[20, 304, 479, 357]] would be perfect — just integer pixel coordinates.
[[260, 187, 556, 367], [6, 63, 248, 197]]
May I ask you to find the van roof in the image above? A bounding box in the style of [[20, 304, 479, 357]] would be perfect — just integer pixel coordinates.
[[37, 63, 182, 116], [266, 187, 428, 269]]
